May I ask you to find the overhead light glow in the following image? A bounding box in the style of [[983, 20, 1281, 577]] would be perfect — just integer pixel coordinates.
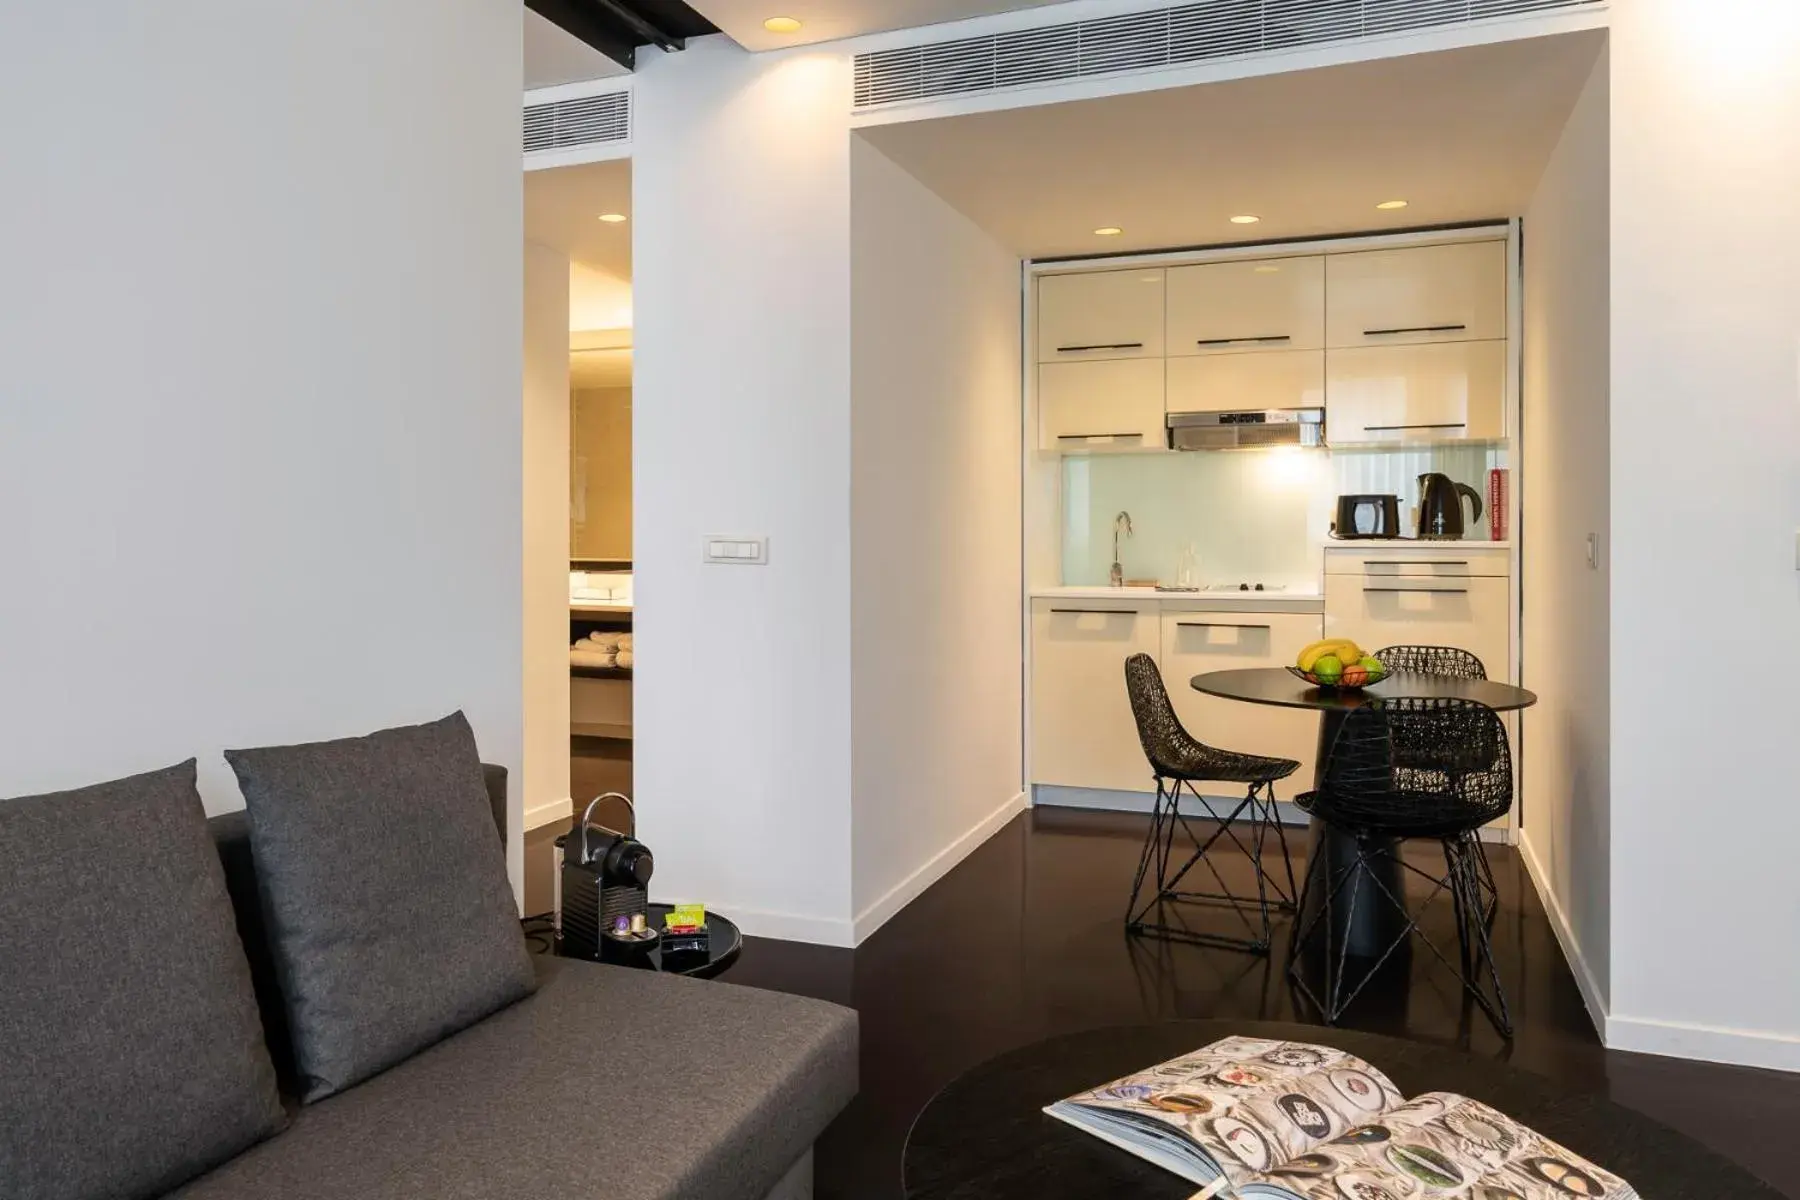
[[763, 15, 803, 32], [1093, 226, 1123, 236], [1376, 199, 1410, 210], [597, 212, 628, 223], [1253, 265, 1280, 273], [1230, 214, 1261, 225]]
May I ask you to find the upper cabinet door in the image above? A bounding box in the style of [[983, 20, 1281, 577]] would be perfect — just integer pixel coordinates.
[[1326, 241, 1506, 348], [1166, 256, 1325, 356], [1037, 269, 1166, 363]]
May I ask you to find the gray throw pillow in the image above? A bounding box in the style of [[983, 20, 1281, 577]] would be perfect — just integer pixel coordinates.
[[0, 761, 286, 1200], [225, 711, 535, 1102]]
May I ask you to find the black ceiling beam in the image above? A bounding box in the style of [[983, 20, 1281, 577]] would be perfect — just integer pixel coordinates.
[[527, 0, 643, 70], [528, 0, 715, 71]]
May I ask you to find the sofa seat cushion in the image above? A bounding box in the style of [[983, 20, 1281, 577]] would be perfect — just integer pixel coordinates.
[[168, 956, 858, 1200], [0, 762, 287, 1200], [225, 712, 535, 1102]]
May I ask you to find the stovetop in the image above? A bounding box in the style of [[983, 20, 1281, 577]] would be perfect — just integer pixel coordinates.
[[1155, 582, 1290, 594]]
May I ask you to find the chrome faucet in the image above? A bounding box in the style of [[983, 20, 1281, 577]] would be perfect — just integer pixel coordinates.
[[1110, 511, 1134, 587]]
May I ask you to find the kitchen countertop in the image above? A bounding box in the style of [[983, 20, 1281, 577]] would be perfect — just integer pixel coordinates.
[[1326, 540, 1514, 551], [1031, 586, 1325, 613]]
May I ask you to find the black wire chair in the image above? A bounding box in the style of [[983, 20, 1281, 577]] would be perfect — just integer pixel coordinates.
[[1122, 653, 1300, 954], [1287, 697, 1516, 1037], [1374, 644, 1487, 680], [1373, 643, 1500, 921]]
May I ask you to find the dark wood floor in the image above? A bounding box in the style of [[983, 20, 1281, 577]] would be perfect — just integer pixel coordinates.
[[724, 807, 1800, 1198]]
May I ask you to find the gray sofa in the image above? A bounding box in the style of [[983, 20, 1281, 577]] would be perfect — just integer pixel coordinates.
[[173, 765, 858, 1200]]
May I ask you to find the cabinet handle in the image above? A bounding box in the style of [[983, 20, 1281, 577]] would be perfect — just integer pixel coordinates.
[[1055, 342, 1144, 353], [1051, 608, 1136, 615], [1056, 432, 1143, 442], [1362, 324, 1468, 336], [1363, 586, 1469, 595], [1368, 560, 1469, 567], [1194, 335, 1292, 347], [1178, 621, 1271, 630], [1361, 423, 1467, 432]]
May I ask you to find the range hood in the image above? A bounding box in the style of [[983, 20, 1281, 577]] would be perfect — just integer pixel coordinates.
[[1167, 408, 1324, 451]]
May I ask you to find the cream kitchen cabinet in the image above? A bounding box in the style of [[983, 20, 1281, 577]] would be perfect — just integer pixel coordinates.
[[1324, 569, 1510, 685], [1324, 340, 1505, 445], [1030, 601, 1160, 791], [1037, 268, 1165, 363], [1325, 241, 1506, 348], [1167, 349, 1324, 415], [1038, 357, 1166, 450], [1160, 610, 1324, 794], [1166, 256, 1325, 355]]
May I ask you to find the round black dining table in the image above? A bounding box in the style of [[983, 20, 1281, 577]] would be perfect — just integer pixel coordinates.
[[1189, 668, 1538, 960]]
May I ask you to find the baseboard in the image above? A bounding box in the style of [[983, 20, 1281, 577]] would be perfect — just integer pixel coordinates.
[[1033, 786, 1513, 844], [851, 791, 1029, 944], [1033, 784, 1310, 826], [1604, 1013, 1800, 1074], [1517, 829, 1610, 1041], [524, 796, 574, 832]]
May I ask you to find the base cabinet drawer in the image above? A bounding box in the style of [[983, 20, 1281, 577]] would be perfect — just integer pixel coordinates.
[[1160, 611, 1325, 794], [1030, 602, 1159, 791], [1324, 576, 1510, 684]]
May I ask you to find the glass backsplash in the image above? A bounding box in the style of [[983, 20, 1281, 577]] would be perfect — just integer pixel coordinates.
[[1061, 443, 1508, 587]]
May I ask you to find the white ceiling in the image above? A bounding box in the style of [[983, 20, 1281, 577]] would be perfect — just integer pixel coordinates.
[[858, 30, 1607, 259], [525, 9, 629, 90], [525, 158, 632, 280], [695, 0, 1067, 51]]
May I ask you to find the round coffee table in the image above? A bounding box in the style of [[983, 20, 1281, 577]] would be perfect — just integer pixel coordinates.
[[549, 905, 743, 979], [1190, 669, 1538, 961], [903, 1021, 1778, 1199]]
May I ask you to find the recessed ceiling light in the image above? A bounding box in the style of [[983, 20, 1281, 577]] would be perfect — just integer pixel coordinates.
[[1230, 214, 1261, 225], [1376, 199, 1410, 210], [1093, 226, 1123, 236], [597, 212, 627, 223], [763, 15, 803, 32], [1253, 265, 1281, 273]]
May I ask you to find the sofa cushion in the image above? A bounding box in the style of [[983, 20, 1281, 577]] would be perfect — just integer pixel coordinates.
[[0, 761, 286, 1200], [225, 712, 535, 1102], [168, 956, 859, 1200]]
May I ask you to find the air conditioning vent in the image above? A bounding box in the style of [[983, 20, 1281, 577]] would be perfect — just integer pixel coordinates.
[[853, 0, 1603, 109], [523, 89, 631, 153]]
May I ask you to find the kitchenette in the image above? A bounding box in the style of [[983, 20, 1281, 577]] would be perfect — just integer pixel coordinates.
[[1024, 226, 1522, 826]]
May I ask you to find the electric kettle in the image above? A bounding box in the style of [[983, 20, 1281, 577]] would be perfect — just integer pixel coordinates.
[[1416, 473, 1484, 540]]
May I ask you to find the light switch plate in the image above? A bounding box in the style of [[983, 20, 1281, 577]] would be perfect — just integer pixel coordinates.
[[704, 535, 768, 565]]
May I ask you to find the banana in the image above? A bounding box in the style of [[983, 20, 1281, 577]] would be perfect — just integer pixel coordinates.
[[1298, 639, 1362, 671]]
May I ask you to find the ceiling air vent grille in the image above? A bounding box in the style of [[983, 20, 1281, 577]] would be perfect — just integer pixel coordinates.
[[853, 0, 1604, 109], [523, 89, 631, 153]]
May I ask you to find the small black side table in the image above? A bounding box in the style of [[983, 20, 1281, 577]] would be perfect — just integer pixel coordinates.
[[549, 904, 743, 979], [903, 1021, 1779, 1200]]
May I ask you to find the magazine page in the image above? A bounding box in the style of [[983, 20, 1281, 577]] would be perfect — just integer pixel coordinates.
[[1052, 1037, 1407, 1185], [1236, 1091, 1638, 1200]]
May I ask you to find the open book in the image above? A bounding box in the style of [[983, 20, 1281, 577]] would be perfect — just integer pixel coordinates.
[[1045, 1036, 1637, 1200]]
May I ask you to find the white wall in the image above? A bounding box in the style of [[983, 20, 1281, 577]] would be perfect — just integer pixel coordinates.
[[1519, 44, 1611, 1028], [1607, 3, 1800, 1068], [0, 0, 525, 882], [848, 139, 1024, 938], [524, 243, 573, 837], [631, 38, 858, 943]]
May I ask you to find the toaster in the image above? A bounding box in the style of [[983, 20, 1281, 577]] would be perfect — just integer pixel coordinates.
[[1332, 494, 1402, 539]]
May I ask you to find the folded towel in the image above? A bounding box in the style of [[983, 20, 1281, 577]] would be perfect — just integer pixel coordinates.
[[616, 633, 633, 652], [570, 648, 617, 669], [615, 650, 634, 669], [582, 632, 623, 650]]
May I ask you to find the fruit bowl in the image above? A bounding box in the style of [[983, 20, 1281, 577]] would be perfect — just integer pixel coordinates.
[[1290, 640, 1388, 690], [1287, 663, 1387, 690]]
